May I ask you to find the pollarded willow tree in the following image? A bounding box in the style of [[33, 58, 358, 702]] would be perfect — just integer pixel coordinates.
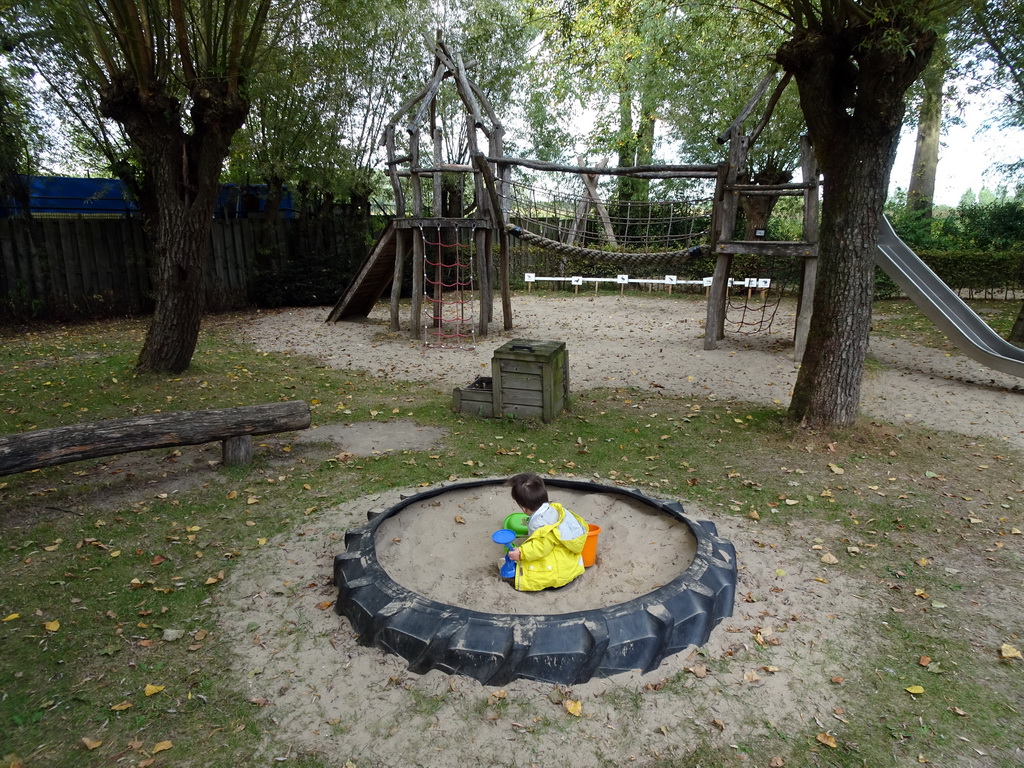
[[755, 0, 963, 427], [18, 0, 294, 374]]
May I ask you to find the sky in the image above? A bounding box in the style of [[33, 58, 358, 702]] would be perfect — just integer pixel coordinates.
[[890, 91, 1024, 206]]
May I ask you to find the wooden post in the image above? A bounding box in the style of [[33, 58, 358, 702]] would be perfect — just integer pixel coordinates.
[[477, 226, 490, 337], [410, 228, 424, 340], [410, 128, 422, 217], [390, 228, 407, 331], [705, 131, 747, 349], [222, 435, 254, 466]]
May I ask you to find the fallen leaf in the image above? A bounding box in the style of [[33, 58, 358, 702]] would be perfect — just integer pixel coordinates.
[[769, 759, 785, 768], [150, 554, 166, 566], [919, 656, 931, 667], [3, 613, 20, 622], [949, 706, 968, 717], [821, 552, 839, 564], [44, 620, 60, 632], [110, 700, 133, 711], [151, 741, 172, 754], [81, 737, 102, 751], [710, 718, 725, 731], [905, 685, 925, 695], [564, 699, 582, 717], [816, 733, 837, 748], [828, 463, 844, 474], [144, 684, 165, 696], [315, 601, 334, 611], [688, 664, 708, 679], [454, 514, 467, 524], [1000, 644, 1022, 660]]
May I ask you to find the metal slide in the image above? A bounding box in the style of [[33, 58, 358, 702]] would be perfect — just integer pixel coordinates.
[[875, 216, 1024, 378]]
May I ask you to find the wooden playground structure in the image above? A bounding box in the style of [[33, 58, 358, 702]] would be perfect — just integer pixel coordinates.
[[326, 35, 820, 358]]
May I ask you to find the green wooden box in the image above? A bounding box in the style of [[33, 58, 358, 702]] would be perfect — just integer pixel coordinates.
[[491, 339, 569, 422]]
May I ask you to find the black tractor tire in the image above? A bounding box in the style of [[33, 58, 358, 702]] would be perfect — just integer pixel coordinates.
[[334, 478, 736, 686]]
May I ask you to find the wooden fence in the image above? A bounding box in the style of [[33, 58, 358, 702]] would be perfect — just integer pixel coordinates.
[[0, 211, 375, 321]]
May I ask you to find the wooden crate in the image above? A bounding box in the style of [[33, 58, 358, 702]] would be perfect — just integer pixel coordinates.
[[492, 339, 568, 422], [452, 376, 494, 418]]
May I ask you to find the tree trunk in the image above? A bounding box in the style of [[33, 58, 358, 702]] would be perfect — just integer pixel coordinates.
[[778, 26, 935, 428], [739, 165, 792, 238], [787, 142, 891, 425], [0, 401, 311, 476], [906, 46, 947, 218], [100, 78, 248, 375], [1009, 301, 1024, 345]]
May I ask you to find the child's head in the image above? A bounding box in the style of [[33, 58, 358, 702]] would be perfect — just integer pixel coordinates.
[[508, 472, 548, 513]]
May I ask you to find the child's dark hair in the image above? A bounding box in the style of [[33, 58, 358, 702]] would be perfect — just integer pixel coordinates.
[[508, 472, 549, 512]]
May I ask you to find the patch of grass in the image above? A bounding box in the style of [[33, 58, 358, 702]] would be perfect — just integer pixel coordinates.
[[2, 311, 1023, 766], [873, 297, 1018, 351]]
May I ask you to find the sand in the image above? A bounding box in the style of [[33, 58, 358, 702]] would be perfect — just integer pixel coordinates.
[[214, 294, 1024, 766], [241, 294, 1024, 452], [375, 483, 697, 614]]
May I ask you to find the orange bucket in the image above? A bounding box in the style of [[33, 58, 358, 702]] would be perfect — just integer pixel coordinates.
[[582, 524, 601, 567]]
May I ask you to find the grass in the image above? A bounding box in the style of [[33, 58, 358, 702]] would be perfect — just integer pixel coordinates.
[[2, 304, 1023, 767], [873, 296, 1019, 350]]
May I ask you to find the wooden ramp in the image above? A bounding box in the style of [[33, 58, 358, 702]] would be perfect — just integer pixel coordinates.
[[325, 221, 397, 322]]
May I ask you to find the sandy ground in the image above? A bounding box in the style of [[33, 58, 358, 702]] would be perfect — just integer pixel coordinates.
[[218, 484, 864, 767], [242, 294, 1024, 452], [215, 294, 1024, 766], [375, 484, 698, 614]]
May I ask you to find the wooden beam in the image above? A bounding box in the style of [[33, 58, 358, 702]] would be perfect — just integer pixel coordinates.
[[0, 401, 311, 476], [486, 156, 718, 177], [714, 241, 818, 257]]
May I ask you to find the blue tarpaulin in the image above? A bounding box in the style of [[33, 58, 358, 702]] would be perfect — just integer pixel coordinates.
[[3, 176, 294, 218]]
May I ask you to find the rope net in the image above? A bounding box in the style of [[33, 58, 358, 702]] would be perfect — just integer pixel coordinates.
[[421, 225, 477, 349], [502, 172, 716, 276], [725, 254, 790, 335]]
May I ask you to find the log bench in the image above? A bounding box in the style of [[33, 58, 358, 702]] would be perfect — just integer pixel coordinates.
[[0, 400, 312, 477]]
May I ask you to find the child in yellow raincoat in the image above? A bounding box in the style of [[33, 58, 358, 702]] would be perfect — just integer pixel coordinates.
[[506, 473, 589, 591]]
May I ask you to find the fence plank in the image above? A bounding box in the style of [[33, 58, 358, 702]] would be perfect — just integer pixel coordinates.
[[1, 214, 372, 320]]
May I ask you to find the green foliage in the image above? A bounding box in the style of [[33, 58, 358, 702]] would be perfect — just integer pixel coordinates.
[[881, 198, 1024, 298]]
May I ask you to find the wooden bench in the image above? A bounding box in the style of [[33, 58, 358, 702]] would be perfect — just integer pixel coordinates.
[[0, 400, 312, 477]]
